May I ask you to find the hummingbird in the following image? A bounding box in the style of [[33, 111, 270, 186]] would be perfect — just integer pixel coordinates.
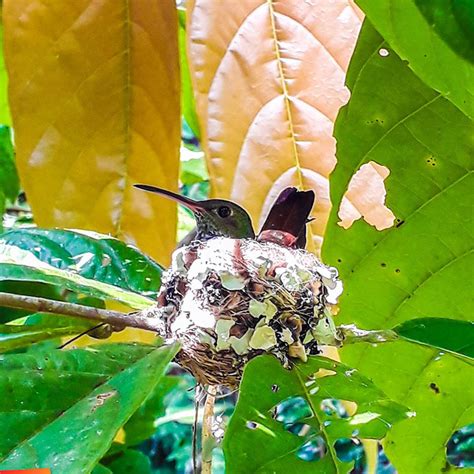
[[134, 184, 255, 245]]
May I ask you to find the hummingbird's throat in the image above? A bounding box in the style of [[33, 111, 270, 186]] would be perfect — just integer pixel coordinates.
[[194, 212, 225, 240]]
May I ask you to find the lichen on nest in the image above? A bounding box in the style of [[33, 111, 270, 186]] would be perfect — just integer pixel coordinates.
[[151, 237, 343, 387]]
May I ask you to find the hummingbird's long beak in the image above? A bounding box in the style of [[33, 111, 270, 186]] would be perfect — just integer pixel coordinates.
[[134, 184, 204, 212]]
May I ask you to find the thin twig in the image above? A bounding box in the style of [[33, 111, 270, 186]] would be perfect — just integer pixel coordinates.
[[201, 385, 217, 474], [192, 385, 201, 474], [57, 322, 107, 349], [0, 291, 162, 333]]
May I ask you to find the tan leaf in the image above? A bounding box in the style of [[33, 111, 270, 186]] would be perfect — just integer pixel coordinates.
[[187, 0, 362, 252], [3, 0, 180, 265]]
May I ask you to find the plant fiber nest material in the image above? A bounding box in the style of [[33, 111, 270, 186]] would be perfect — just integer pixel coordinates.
[[151, 237, 343, 387]]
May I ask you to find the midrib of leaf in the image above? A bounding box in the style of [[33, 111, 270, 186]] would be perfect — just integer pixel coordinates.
[[295, 368, 341, 473], [116, 0, 132, 240], [267, 0, 316, 252]]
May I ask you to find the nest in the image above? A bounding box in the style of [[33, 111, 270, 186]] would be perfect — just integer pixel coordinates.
[[151, 237, 343, 387]]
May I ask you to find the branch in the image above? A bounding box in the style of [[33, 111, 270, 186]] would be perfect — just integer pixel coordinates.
[[201, 385, 217, 474], [0, 291, 162, 333]]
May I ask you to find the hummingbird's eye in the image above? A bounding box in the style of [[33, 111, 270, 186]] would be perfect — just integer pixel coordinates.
[[217, 206, 232, 218]]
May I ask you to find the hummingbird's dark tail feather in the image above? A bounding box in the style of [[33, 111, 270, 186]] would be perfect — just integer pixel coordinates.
[[259, 187, 315, 248]]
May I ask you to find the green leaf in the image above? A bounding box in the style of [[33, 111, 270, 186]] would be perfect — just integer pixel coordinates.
[[0, 127, 17, 202], [395, 318, 474, 359], [178, 7, 201, 140], [415, 0, 474, 64], [0, 23, 11, 125], [0, 342, 179, 472], [322, 21, 474, 473], [180, 149, 209, 186], [223, 355, 409, 474], [0, 281, 64, 324], [92, 464, 113, 474], [0, 319, 91, 353], [0, 229, 159, 310], [106, 449, 152, 474], [124, 375, 181, 445], [0, 228, 163, 298], [0, 126, 18, 232], [356, 0, 474, 118]]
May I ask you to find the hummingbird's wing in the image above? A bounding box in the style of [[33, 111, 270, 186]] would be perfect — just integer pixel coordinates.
[[259, 187, 315, 249]]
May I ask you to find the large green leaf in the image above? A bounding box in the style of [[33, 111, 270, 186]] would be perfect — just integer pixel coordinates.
[[395, 318, 474, 359], [0, 228, 163, 298], [322, 21, 474, 473], [356, 0, 474, 118], [415, 0, 474, 64], [0, 229, 158, 309], [224, 355, 409, 474], [0, 342, 179, 472]]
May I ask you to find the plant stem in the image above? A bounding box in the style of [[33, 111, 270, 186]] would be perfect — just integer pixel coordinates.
[[201, 385, 217, 474], [339, 324, 398, 344], [0, 291, 163, 333]]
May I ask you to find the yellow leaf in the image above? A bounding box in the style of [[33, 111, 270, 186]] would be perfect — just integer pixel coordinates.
[[3, 0, 180, 265], [187, 0, 363, 253]]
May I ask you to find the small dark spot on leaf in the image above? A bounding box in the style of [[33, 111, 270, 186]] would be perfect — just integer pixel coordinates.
[[381, 262, 386, 267], [430, 382, 440, 394], [395, 268, 400, 273], [271, 384, 280, 392], [337, 258, 342, 263], [246, 421, 258, 430]]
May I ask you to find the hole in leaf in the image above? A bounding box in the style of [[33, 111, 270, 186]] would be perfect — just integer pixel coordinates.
[[296, 436, 327, 462], [447, 423, 474, 468], [314, 368, 337, 378], [286, 422, 315, 438], [338, 161, 395, 230], [271, 396, 313, 424], [320, 399, 351, 418], [335, 438, 363, 463], [246, 421, 258, 430]]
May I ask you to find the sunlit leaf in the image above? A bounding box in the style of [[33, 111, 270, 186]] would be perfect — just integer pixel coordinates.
[[395, 318, 474, 359], [0, 259, 152, 311], [356, 0, 474, 118], [3, 0, 181, 265], [224, 355, 409, 473], [187, 0, 363, 252], [0, 342, 179, 472], [414, 0, 474, 64], [178, 8, 200, 140], [0, 21, 11, 125], [322, 21, 474, 473], [1, 228, 163, 298]]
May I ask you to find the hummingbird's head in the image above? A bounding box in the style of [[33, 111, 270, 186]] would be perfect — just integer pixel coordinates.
[[134, 184, 255, 240]]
